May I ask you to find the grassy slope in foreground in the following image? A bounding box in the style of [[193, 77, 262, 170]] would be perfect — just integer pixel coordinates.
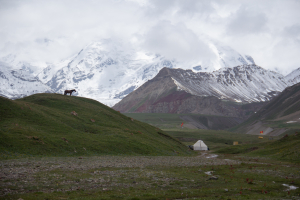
[[0, 94, 191, 158]]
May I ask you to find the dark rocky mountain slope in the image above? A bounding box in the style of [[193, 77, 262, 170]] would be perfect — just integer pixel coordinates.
[[113, 67, 267, 120], [232, 82, 300, 135]]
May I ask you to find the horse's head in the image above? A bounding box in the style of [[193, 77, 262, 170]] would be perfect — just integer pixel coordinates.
[[73, 89, 76, 92]]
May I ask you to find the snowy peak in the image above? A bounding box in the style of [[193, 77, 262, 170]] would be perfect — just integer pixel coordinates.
[[207, 42, 255, 71], [0, 39, 276, 106], [0, 62, 53, 99], [216, 45, 248, 67], [285, 67, 300, 85], [33, 40, 260, 106], [112, 65, 270, 116], [168, 64, 288, 103], [36, 40, 178, 106]]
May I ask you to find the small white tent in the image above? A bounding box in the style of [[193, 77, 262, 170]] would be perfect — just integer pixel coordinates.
[[193, 140, 208, 150]]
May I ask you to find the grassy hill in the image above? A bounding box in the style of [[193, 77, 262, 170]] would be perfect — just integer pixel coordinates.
[[164, 128, 277, 150], [0, 94, 191, 159], [216, 132, 300, 163]]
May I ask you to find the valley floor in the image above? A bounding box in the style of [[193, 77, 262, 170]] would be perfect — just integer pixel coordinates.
[[1, 154, 299, 200]]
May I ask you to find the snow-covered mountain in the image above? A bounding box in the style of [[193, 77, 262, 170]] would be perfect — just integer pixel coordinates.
[[112, 65, 289, 114], [169, 65, 288, 102], [1, 39, 296, 106], [113, 66, 277, 114], [285, 67, 300, 85], [34, 39, 256, 106], [0, 62, 53, 99]]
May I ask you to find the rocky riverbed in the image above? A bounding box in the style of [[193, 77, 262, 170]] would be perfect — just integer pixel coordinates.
[[0, 154, 240, 196]]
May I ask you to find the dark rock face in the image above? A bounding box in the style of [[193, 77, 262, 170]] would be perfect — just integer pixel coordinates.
[[245, 55, 256, 65], [247, 82, 300, 121], [193, 65, 202, 71], [160, 65, 287, 103], [179, 115, 244, 130], [142, 93, 265, 119], [113, 67, 267, 119], [231, 82, 300, 135]]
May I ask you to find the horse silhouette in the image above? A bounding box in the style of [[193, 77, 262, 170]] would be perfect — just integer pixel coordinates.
[[64, 89, 76, 96]]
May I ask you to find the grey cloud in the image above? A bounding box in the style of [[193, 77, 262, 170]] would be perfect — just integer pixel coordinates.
[[283, 24, 300, 39], [145, 0, 216, 18], [0, 0, 144, 63], [142, 20, 216, 62], [0, 0, 299, 74], [226, 6, 268, 36]]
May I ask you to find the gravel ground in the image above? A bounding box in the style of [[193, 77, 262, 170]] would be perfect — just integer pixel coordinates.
[[0, 154, 240, 196]]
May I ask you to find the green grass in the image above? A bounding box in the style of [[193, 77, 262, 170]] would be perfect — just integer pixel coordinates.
[[2, 158, 300, 200], [215, 132, 300, 163], [0, 94, 192, 159], [1, 104, 300, 199], [123, 113, 300, 163], [163, 128, 300, 163], [267, 120, 300, 130], [164, 128, 277, 150], [2, 93, 300, 199]]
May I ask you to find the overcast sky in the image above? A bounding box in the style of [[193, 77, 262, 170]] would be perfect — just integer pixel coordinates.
[[0, 0, 299, 74]]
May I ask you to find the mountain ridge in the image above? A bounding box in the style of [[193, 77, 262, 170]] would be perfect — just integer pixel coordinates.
[[1, 40, 299, 107], [230, 82, 300, 135], [113, 66, 268, 119], [0, 62, 53, 99], [0, 40, 259, 106]]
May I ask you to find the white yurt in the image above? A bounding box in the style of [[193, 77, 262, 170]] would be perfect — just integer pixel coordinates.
[[193, 140, 208, 150]]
